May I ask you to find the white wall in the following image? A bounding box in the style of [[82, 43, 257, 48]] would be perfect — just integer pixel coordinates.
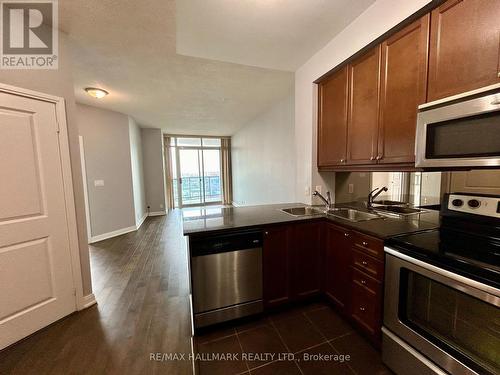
[[294, 0, 432, 204], [77, 104, 137, 237], [129, 118, 147, 225], [142, 128, 167, 214], [232, 91, 296, 206], [0, 33, 93, 296]]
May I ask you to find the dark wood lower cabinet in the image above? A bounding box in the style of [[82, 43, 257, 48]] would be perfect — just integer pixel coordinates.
[[323, 223, 352, 313], [263, 225, 292, 309], [263, 221, 323, 309], [291, 221, 323, 300], [349, 235, 384, 346], [263, 221, 384, 346]]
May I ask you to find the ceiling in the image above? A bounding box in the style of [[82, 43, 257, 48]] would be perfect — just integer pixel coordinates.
[[60, 0, 374, 135], [176, 0, 376, 71]]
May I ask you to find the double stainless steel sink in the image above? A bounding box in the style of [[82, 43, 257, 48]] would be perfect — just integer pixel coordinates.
[[280, 206, 381, 222], [280, 204, 426, 222]]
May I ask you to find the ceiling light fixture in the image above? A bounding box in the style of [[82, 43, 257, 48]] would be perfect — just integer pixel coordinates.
[[85, 87, 109, 99]]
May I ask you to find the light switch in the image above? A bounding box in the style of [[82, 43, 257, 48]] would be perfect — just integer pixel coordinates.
[[94, 180, 104, 187]]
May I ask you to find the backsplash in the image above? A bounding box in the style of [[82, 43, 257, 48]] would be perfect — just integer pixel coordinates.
[[334, 172, 443, 206]]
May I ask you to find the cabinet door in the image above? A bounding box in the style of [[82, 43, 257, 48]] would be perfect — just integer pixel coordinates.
[[347, 46, 381, 165], [263, 226, 292, 309], [317, 67, 349, 167], [428, 0, 500, 101], [324, 224, 352, 312], [291, 222, 322, 299], [378, 15, 429, 164]]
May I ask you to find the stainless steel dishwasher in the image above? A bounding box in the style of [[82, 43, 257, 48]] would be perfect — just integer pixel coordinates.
[[189, 230, 263, 329]]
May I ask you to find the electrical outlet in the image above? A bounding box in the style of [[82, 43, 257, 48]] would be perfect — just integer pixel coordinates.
[[348, 184, 354, 194], [315, 185, 322, 194]]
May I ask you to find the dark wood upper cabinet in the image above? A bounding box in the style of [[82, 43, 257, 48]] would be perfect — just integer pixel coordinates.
[[263, 226, 292, 309], [347, 46, 381, 165], [317, 66, 349, 167], [378, 15, 430, 164], [291, 222, 322, 300], [317, 0, 500, 170], [427, 0, 500, 101], [323, 224, 352, 313]]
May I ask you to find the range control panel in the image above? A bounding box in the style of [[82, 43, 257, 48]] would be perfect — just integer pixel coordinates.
[[448, 194, 500, 218]]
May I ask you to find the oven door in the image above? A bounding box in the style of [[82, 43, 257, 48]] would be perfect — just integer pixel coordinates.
[[384, 248, 500, 375], [415, 89, 500, 168]]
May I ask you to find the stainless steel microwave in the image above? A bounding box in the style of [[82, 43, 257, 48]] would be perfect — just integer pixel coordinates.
[[415, 84, 500, 169]]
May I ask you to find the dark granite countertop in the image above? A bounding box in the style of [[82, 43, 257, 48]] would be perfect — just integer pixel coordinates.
[[182, 202, 440, 239]]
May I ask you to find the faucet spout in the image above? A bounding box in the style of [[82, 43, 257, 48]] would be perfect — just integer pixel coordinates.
[[313, 190, 332, 210], [367, 186, 388, 208]]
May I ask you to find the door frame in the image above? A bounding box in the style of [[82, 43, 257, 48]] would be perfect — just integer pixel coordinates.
[[0, 83, 85, 310]]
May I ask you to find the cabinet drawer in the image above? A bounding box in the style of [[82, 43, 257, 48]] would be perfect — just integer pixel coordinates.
[[351, 267, 381, 295], [352, 249, 384, 281], [353, 232, 384, 259], [351, 282, 378, 335]]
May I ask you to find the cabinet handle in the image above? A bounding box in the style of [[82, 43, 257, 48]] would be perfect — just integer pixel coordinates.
[[370, 156, 375, 161], [340, 159, 345, 163], [359, 307, 366, 312], [376, 155, 382, 160], [361, 280, 367, 285], [344, 233, 350, 237], [362, 261, 368, 266], [362, 241, 368, 247], [264, 231, 269, 236]]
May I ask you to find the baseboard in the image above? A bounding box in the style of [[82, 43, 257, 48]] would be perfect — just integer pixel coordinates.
[[78, 293, 97, 310], [89, 225, 137, 243], [136, 212, 148, 229], [149, 211, 166, 216], [231, 202, 242, 207]]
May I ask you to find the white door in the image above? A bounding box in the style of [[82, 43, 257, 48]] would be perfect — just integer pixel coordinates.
[[0, 91, 76, 349]]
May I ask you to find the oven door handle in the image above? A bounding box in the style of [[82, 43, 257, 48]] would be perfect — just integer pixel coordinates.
[[384, 246, 500, 299]]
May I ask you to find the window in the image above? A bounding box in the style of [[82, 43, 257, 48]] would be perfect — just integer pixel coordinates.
[[165, 136, 229, 208]]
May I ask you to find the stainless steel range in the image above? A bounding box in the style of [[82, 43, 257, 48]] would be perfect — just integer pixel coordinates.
[[382, 193, 500, 375]]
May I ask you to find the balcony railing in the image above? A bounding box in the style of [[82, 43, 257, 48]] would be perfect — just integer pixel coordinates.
[[173, 176, 221, 205]]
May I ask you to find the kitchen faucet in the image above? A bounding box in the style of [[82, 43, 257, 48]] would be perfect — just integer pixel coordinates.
[[367, 186, 388, 208], [313, 190, 332, 210]]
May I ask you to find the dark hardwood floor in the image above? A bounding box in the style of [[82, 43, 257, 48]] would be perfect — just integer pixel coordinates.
[[0, 212, 194, 375]]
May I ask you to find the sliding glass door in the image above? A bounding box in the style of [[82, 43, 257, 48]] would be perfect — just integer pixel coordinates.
[[171, 137, 223, 207], [202, 149, 221, 203], [178, 149, 203, 206]]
